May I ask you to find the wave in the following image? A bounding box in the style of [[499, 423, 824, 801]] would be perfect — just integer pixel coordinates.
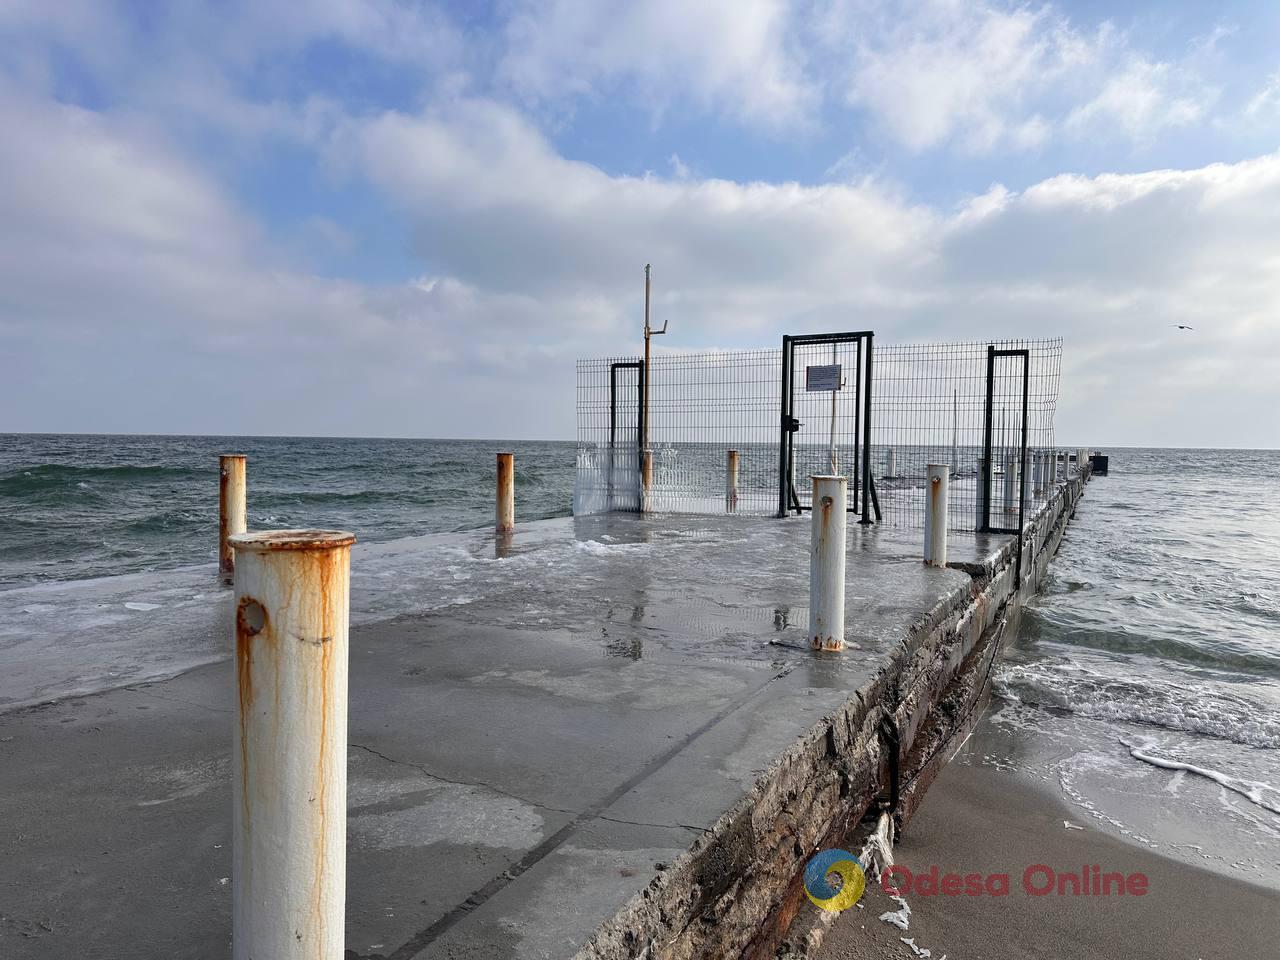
[[0, 463, 201, 495], [1123, 739, 1280, 817], [997, 661, 1280, 750]]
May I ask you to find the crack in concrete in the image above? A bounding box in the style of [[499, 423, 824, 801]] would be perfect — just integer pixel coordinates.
[[348, 741, 579, 817]]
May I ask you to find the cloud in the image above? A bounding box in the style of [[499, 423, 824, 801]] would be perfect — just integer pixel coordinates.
[[497, 0, 817, 131], [827, 0, 1220, 153], [1243, 70, 1280, 121], [5, 71, 1279, 446], [1064, 57, 1212, 140]]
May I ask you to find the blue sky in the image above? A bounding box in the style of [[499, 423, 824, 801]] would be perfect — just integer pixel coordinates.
[[2, 0, 1279, 444]]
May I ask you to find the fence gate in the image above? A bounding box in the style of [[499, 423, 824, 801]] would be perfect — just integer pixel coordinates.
[[778, 332, 877, 521], [604, 360, 643, 511], [980, 346, 1029, 582]]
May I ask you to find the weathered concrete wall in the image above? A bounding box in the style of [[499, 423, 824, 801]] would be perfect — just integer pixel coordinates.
[[575, 468, 1091, 960]]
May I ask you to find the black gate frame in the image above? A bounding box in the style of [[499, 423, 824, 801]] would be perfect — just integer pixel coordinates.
[[609, 360, 644, 511], [980, 345, 1029, 585], [777, 331, 878, 523]]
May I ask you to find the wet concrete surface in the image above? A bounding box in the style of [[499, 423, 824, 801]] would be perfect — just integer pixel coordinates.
[[0, 513, 1003, 959]]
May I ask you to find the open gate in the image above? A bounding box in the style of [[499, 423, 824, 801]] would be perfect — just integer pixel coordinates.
[[979, 345, 1030, 584], [778, 332, 878, 522]]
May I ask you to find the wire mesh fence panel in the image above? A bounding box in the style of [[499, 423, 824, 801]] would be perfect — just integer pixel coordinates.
[[574, 358, 644, 514], [576, 338, 1063, 530], [871, 339, 1062, 531], [646, 349, 782, 515]]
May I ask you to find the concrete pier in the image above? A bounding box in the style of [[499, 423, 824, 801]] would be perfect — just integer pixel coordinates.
[[0, 471, 1091, 960]]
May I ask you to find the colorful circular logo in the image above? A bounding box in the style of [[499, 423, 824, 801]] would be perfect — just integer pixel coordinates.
[[803, 849, 866, 912]]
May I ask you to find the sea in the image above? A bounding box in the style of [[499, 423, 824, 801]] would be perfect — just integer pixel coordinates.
[[2, 435, 1277, 883]]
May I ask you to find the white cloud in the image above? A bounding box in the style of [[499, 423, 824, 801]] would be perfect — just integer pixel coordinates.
[[498, 0, 817, 131], [1244, 70, 1280, 120], [1065, 57, 1212, 140], [827, 0, 1219, 153], [5, 75, 1280, 445]]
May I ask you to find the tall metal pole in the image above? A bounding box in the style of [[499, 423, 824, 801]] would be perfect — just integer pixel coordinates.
[[643, 264, 651, 457], [642, 264, 652, 509]]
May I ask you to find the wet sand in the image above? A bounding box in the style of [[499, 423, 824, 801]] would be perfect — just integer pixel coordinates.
[[817, 750, 1280, 959]]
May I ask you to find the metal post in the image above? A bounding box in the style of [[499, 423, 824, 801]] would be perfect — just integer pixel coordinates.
[[641, 449, 653, 512], [976, 455, 988, 531], [1022, 450, 1033, 506], [859, 334, 874, 524], [1003, 452, 1017, 515], [219, 454, 247, 585], [980, 345, 995, 532], [230, 529, 354, 960], [726, 449, 739, 513], [886, 447, 896, 479], [809, 475, 847, 651], [924, 464, 949, 567], [496, 452, 515, 533], [777, 336, 792, 518]]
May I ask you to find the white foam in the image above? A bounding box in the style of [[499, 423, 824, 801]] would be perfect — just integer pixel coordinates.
[[998, 660, 1280, 749], [1124, 739, 1280, 817]]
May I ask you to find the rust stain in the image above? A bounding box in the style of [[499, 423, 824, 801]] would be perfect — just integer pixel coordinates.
[[235, 594, 270, 833], [219, 466, 233, 580], [306, 546, 345, 947]]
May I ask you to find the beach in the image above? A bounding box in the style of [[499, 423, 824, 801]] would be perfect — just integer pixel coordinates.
[[817, 716, 1280, 959]]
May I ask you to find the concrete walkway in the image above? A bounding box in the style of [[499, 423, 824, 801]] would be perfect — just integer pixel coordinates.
[[0, 513, 1000, 959]]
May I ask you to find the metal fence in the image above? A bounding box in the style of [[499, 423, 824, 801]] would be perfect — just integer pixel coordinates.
[[872, 339, 1062, 531], [575, 337, 1064, 531]]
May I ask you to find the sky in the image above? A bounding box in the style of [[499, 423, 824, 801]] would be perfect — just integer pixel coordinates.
[[1, 0, 1279, 446]]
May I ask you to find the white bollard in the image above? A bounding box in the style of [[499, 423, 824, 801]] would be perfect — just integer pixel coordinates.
[[1002, 452, 1017, 515], [219, 454, 247, 585], [641, 449, 654, 512], [809, 475, 847, 651], [230, 529, 354, 960], [924, 464, 949, 567], [1021, 452, 1032, 507], [496, 452, 515, 533], [975, 455, 989, 530], [886, 447, 897, 479], [726, 449, 739, 513], [1032, 451, 1043, 496]]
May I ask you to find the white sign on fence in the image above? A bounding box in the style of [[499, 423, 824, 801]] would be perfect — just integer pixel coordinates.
[[806, 364, 842, 392]]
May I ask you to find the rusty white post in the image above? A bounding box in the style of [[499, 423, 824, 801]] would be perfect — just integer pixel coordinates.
[[496, 452, 515, 533], [924, 464, 949, 567], [1032, 451, 1043, 496], [641, 449, 653, 512], [1021, 451, 1032, 506], [1002, 451, 1017, 515], [809, 475, 847, 651], [230, 529, 354, 960], [886, 446, 897, 478], [725, 449, 739, 513], [219, 454, 247, 585], [975, 454, 988, 530]]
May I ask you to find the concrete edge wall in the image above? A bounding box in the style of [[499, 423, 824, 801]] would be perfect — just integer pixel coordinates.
[[575, 468, 1092, 960]]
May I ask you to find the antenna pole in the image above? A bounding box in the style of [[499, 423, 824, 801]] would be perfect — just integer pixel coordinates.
[[643, 264, 651, 459]]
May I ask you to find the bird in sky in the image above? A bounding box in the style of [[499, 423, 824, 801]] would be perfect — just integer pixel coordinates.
[[1174, 324, 1194, 330]]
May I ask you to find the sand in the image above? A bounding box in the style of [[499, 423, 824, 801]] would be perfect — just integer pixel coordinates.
[[817, 752, 1280, 959]]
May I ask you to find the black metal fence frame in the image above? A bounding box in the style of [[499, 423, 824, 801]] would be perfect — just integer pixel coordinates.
[[778, 331, 876, 522]]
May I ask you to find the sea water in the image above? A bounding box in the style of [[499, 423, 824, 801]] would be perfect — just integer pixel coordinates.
[[989, 447, 1280, 886], [3, 435, 1277, 880]]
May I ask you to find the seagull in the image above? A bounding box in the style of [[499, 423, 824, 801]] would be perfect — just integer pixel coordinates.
[[1174, 324, 1194, 330]]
